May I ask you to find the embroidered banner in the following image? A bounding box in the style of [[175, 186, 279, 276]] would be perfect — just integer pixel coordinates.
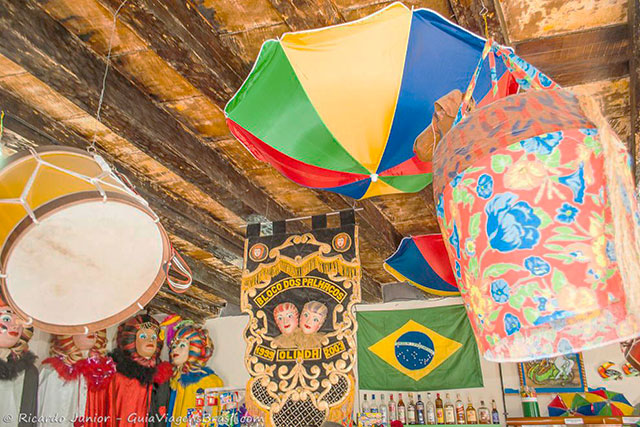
[[242, 211, 360, 427]]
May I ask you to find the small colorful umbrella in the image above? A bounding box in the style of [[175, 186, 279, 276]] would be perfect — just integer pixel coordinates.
[[548, 393, 592, 417], [548, 393, 576, 417], [384, 234, 459, 296], [225, 3, 516, 199], [584, 390, 635, 416]]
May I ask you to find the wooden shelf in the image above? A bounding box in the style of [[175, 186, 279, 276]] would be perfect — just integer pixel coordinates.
[[507, 416, 640, 426]]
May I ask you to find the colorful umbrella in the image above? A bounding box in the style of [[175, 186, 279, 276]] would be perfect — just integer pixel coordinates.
[[225, 3, 516, 200], [584, 390, 635, 416], [384, 234, 459, 296], [548, 393, 591, 417]]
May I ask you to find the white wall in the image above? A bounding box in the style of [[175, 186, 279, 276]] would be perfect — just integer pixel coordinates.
[[203, 315, 250, 389]]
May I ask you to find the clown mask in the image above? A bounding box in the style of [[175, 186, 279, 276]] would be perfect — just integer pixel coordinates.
[[0, 307, 23, 349], [73, 333, 97, 351], [170, 338, 189, 367], [135, 327, 158, 359]]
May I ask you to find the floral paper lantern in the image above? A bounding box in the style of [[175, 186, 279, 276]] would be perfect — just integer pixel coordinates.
[[433, 85, 640, 362]]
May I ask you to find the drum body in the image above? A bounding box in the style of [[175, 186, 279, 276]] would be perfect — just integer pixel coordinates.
[[0, 146, 171, 334], [433, 90, 640, 362]]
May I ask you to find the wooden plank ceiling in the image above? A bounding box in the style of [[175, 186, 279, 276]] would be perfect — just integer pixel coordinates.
[[0, 0, 636, 322]]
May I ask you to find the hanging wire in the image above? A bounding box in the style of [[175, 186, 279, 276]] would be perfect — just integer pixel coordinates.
[[0, 110, 5, 150], [479, 0, 490, 38], [89, 0, 129, 153]]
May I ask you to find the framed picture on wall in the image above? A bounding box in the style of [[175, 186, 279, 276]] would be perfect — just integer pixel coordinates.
[[517, 353, 588, 393]]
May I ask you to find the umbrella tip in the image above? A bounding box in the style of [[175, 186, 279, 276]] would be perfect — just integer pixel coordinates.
[[370, 173, 379, 182]]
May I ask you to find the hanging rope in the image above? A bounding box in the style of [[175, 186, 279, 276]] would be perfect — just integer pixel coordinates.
[[89, 0, 129, 153]]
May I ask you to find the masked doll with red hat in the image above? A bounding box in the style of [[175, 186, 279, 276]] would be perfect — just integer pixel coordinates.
[[38, 331, 115, 426], [0, 302, 37, 427], [168, 322, 223, 427], [107, 314, 172, 427]]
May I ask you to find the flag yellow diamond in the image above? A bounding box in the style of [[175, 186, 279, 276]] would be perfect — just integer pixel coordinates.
[[368, 320, 462, 381]]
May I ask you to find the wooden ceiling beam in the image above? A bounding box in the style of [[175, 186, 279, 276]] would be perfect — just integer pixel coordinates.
[[0, 0, 286, 223], [448, 0, 508, 44], [267, 0, 343, 31], [630, 0, 639, 181], [97, 0, 250, 102], [514, 24, 629, 87]]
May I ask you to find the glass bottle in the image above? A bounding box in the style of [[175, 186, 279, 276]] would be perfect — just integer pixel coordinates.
[[444, 393, 456, 425], [455, 393, 466, 424], [379, 394, 389, 426], [416, 394, 426, 425], [371, 394, 378, 413], [426, 393, 437, 425], [361, 393, 369, 414], [388, 394, 398, 422], [491, 400, 500, 425], [398, 393, 407, 424], [478, 400, 490, 424], [466, 397, 478, 425], [407, 393, 417, 425], [435, 393, 444, 425]]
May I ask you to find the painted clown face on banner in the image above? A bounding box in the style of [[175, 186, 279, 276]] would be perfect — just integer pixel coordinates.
[[0, 306, 23, 349], [300, 301, 328, 335], [136, 327, 159, 359], [274, 303, 299, 335]]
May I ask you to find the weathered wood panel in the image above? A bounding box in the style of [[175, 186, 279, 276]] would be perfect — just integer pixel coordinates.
[[515, 24, 629, 86], [499, 0, 627, 42]]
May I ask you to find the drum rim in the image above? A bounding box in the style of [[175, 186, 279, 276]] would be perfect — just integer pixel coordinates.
[[0, 189, 171, 334], [0, 144, 98, 169]]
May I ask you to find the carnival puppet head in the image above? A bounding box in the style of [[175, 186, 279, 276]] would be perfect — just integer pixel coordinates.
[[273, 302, 299, 336], [300, 301, 328, 335], [0, 305, 34, 359], [169, 324, 213, 373], [116, 314, 162, 365], [49, 330, 108, 365]]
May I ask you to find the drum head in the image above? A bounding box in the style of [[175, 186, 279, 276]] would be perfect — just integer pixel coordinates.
[[2, 196, 168, 333]]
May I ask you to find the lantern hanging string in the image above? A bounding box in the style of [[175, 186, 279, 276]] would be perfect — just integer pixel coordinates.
[[89, 0, 129, 153]]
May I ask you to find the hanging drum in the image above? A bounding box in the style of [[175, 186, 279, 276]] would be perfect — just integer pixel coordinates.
[[0, 146, 176, 334], [433, 89, 640, 362]]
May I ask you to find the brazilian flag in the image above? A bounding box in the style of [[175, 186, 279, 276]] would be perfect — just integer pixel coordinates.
[[357, 305, 483, 390]]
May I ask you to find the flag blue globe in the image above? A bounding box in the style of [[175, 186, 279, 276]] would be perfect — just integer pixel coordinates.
[[394, 331, 435, 370]]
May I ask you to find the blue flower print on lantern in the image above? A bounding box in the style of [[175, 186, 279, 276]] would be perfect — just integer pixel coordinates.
[[455, 260, 461, 279], [524, 256, 551, 276], [449, 222, 461, 258], [555, 202, 579, 224], [436, 193, 445, 219], [520, 131, 562, 155], [538, 72, 553, 88], [476, 174, 493, 199], [606, 240, 616, 262], [579, 128, 598, 136], [504, 313, 521, 336], [559, 163, 586, 204], [490, 279, 510, 303], [485, 192, 542, 252], [535, 296, 548, 311], [451, 173, 463, 188]]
